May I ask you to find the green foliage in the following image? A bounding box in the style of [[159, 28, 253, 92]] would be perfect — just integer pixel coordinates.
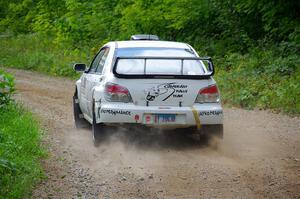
[[0, 70, 15, 107], [1, 0, 298, 51], [215, 46, 300, 114], [0, 103, 46, 199], [0, 0, 37, 34], [0, 34, 88, 78]]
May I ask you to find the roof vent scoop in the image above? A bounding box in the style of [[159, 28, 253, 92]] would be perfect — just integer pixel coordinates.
[[130, 34, 159, 41]]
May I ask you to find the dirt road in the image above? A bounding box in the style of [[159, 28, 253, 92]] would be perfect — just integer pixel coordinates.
[[8, 69, 300, 198]]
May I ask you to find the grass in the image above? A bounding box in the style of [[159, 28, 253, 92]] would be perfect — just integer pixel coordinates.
[[0, 34, 89, 78], [0, 34, 299, 114], [214, 47, 300, 114], [0, 103, 46, 199]]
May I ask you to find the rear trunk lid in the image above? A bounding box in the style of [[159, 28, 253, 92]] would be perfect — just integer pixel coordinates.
[[111, 46, 215, 106]]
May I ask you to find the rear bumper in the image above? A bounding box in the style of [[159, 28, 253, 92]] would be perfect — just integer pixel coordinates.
[[95, 103, 223, 128]]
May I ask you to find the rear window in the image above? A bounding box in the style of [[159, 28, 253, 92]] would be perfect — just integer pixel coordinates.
[[115, 47, 206, 75]]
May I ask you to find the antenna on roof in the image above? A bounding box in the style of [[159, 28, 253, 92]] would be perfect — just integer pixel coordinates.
[[130, 34, 159, 41]]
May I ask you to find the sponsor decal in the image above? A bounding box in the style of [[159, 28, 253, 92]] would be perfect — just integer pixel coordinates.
[[145, 83, 188, 101], [145, 115, 151, 123], [134, 114, 140, 121], [101, 109, 131, 116], [199, 110, 223, 116]]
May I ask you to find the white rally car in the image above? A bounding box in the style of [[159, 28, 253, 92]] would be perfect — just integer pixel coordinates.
[[73, 35, 223, 145]]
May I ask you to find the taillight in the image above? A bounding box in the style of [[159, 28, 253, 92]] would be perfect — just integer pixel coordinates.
[[104, 83, 132, 103], [195, 84, 220, 103]]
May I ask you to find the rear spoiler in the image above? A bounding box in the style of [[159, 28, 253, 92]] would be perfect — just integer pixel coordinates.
[[112, 56, 215, 79]]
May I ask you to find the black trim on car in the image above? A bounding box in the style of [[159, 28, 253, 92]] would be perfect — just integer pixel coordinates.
[[112, 56, 215, 79], [85, 46, 110, 74]]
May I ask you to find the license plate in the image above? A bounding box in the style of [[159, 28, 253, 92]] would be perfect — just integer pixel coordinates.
[[154, 114, 176, 124]]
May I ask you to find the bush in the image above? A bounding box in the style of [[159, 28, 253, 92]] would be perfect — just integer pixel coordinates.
[[215, 46, 300, 114], [0, 69, 15, 107], [0, 71, 45, 198], [0, 103, 45, 199], [0, 34, 88, 78]]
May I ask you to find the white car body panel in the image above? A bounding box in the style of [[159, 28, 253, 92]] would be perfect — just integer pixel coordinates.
[[76, 41, 223, 129], [96, 103, 223, 125]]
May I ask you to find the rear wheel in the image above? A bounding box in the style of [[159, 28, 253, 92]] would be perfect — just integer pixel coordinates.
[[73, 94, 88, 128], [193, 124, 224, 142], [200, 124, 224, 139]]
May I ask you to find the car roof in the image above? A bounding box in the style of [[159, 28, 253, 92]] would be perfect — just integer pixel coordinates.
[[115, 40, 190, 49]]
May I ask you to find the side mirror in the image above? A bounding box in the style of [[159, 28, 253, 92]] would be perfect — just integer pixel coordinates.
[[73, 63, 86, 72]]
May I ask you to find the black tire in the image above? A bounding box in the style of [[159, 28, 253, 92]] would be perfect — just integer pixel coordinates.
[[73, 94, 88, 128], [200, 124, 224, 139], [92, 102, 105, 146]]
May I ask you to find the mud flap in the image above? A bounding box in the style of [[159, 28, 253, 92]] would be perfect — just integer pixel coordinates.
[[191, 107, 201, 130]]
